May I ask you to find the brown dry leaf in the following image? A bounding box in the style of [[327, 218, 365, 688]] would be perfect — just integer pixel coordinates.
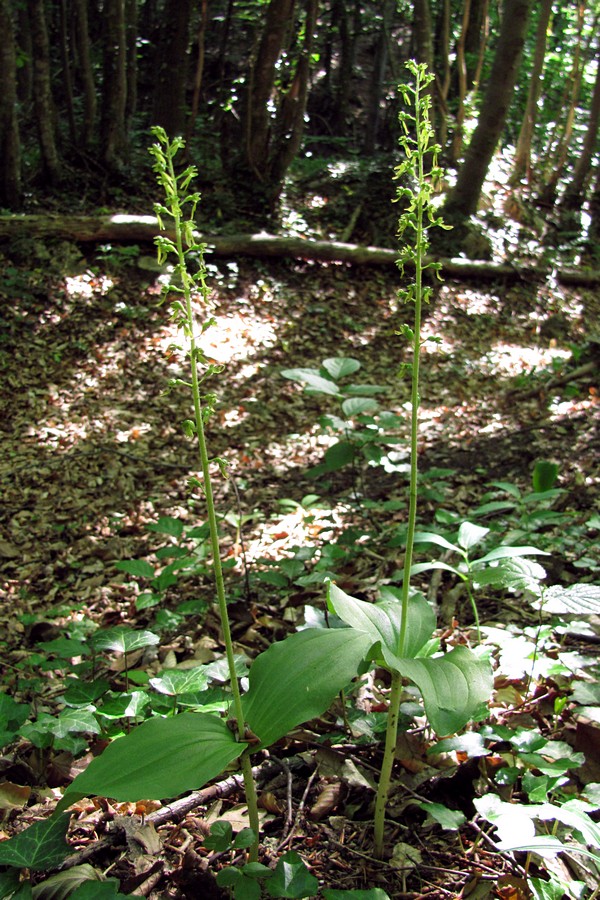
[[309, 780, 344, 821], [0, 782, 31, 810]]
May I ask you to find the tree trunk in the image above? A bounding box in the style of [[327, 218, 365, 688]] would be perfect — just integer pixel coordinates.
[[245, 0, 295, 179], [538, 1, 587, 207], [30, 0, 61, 184], [125, 0, 138, 120], [443, 0, 532, 223], [101, 0, 128, 169], [185, 0, 208, 146], [151, 0, 192, 136], [0, 0, 21, 209], [59, 0, 77, 144], [451, 0, 472, 164], [269, 0, 318, 183], [1, 214, 599, 284], [511, 0, 553, 184], [333, 0, 361, 136], [561, 43, 600, 210], [364, 0, 395, 154], [73, 0, 97, 149]]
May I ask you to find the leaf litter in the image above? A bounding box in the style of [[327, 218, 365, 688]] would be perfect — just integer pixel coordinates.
[[0, 244, 599, 898]]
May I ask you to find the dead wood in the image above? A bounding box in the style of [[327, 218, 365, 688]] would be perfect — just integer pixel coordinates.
[[1, 213, 600, 284]]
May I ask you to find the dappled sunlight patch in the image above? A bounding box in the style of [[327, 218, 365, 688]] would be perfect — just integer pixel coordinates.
[[482, 343, 571, 378], [63, 272, 115, 301]]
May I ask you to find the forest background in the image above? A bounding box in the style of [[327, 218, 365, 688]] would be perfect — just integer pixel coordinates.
[[1, 1, 600, 899], [0, 0, 599, 256]]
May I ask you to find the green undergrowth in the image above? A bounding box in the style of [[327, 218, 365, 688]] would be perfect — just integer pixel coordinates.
[[1, 63, 599, 900]]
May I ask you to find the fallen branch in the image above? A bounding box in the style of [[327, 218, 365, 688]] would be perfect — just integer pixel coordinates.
[[1, 213, 600, 284]]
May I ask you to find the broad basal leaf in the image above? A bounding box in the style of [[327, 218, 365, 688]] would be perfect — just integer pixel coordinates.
[[0, 812, 72, 871], [385, 646, 493, 736], [146, 516, 184, 538], [320, 357, 361, 379], [114, 559, 155, 579], [329, 584, 436, 659], [280, 368, 340, 396], [340, 397, 379, 417], [57, 713, 244, 811], [242, 628, 372, 749]]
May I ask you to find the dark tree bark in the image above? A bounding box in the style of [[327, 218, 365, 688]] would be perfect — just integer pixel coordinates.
[[538, 1, 587, 207], [30, 0, 61, 184], [73, 0, 97, 149], [240, 0, 318, 204], [16, 4, 33, 104], [364, 0, 395, 154], [185, 0, 208, 146], [0, 0, 21, 208], [125, 0, 138, 120], [245, 0, 295, 178], [561, 43, 600, 210], [59, 0, 77, 143], [333, 0, 361, 136], [511, 0, 553, 184], [151, 0, 192, 136], [444, 0, 532, 223], [101, 0, 128, 169]]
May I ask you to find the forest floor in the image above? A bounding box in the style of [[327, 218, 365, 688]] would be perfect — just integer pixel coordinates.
[[0, 237, 599, 898]]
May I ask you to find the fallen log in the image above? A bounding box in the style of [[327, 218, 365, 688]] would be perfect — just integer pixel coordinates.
[[1, 213, 599, 285]]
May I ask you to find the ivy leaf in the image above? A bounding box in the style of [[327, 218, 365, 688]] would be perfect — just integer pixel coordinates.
[[149, 667, 209, 696], [265, 851, 319, 898], [90, 627, 160, 655], [0, 813, 72, 871]]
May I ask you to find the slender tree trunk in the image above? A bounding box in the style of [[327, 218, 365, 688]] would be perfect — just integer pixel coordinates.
[[59, 0, 77, 144], [333, 0, 361, 135], [511, 0, 553, 184], [587, 161, 600, 259], [101, 0, 128, 169], [186, 0, 208, 146], [270, 0, 318, 182], [16, 4, 33, 104], [125, 0, 138, 120], [364, 0, 395, 154], [245, 0, 295, 179], [30, 0, 61, 184], [0, 0, 22, 208], [151, 0, 192, 136], [444, 0, 532, 223], [561, 43, 600, 210], [451, 0, 472, 164], [73, 0, 96, 149], [539, 1, 587, 206]]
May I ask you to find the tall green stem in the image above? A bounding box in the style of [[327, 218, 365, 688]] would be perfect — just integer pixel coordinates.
[[372, 63, 447, 860], [153, 132, 260, 860]]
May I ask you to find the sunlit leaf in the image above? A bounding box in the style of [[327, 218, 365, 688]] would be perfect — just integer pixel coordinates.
[[57, 713, 244, 809], [90, 627, 160, 654], [281, 368, 340, 395], [457, 522, 489, 550], [340, 397, 379, 417], [242, 628, 372, 749], [320, 357, 361, 379], [149, 667, 209, 696]]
